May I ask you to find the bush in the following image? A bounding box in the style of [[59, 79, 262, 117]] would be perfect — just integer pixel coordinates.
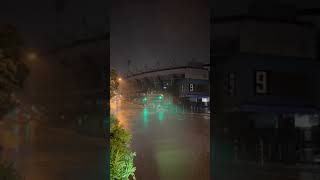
[[110, 116, 136, 180], [0, 162, 21, 180]]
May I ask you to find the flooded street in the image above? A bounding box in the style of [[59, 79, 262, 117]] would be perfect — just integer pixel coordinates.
[[112, 101, 210, 180], [0, 120, 106, 180]]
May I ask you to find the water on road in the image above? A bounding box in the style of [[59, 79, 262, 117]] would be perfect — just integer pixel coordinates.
[[0, 120, 106, 180], [112, 101, 210, 180]]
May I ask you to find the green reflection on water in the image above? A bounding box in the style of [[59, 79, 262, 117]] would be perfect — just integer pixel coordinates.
[[143, 108, 148, 127], [158, 111, 164, 122]]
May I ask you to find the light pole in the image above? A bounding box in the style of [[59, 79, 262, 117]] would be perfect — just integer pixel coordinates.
[[22, 51, 42, 101], [117, 77, 122, 95]]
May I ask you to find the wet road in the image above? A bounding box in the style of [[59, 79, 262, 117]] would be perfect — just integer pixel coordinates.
[[112, 101, 210, 180], [216, 161, 320, 180], [0, 120, 106, 180]]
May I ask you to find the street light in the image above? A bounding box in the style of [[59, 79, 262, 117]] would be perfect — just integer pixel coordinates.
[[27, 52, 38, 61], [118, 78, 122, 81]]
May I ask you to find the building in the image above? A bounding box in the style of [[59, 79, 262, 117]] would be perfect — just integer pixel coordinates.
[[125, 63, 210, 109], [212, 2, 320, 165]]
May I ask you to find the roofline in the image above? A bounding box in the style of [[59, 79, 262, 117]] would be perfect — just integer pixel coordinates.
[[212, 52, 317, 62], [212, 15, 315, 27], [297, 8, 320, 16], [127, 66, 208, 78], [48, 33, 109, 55]]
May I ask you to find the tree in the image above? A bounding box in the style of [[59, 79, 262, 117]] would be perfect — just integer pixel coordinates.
[[110, 69, 136, 179], [0, 24, 29, 117], [110, 116, 136, 180], [110, 69, 119, 98], [0, 163, 22, 180]]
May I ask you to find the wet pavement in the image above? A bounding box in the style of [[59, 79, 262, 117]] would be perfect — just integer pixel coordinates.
[[215, 161, 320, 180], [112, 101, 210, 180], [0, 120, 106, 180]]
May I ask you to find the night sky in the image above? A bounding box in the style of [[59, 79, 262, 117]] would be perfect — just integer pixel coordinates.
[[0, 0, 55, 50], [0, 0, 108, 52], [3, 0, 320, 75], [1, 0, 320, 58], [111, 0, 210, 74]]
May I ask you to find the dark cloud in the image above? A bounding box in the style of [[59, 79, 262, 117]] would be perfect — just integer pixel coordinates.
[[111, 0, 210, 74], [0, 0, 108, 51]]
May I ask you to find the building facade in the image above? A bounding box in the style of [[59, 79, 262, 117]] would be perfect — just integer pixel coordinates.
[[212, 3, 320, 166], [126, 64, 210, 110]]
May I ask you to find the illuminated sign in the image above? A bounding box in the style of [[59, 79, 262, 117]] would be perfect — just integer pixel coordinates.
[[202, 97, 209, 102], [189, 83, 194, 92]]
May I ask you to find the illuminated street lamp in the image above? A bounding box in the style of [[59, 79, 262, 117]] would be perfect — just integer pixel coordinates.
[[118, 77, 122, 81], [27, 52, 38, 61]]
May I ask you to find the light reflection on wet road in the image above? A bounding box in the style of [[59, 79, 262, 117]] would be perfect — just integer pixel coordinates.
[[112, 102, 210, 180], [0, 120, 106, 180]]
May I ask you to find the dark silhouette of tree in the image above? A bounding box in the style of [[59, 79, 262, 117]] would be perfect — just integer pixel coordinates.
[[0, 24, 29, 117]]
